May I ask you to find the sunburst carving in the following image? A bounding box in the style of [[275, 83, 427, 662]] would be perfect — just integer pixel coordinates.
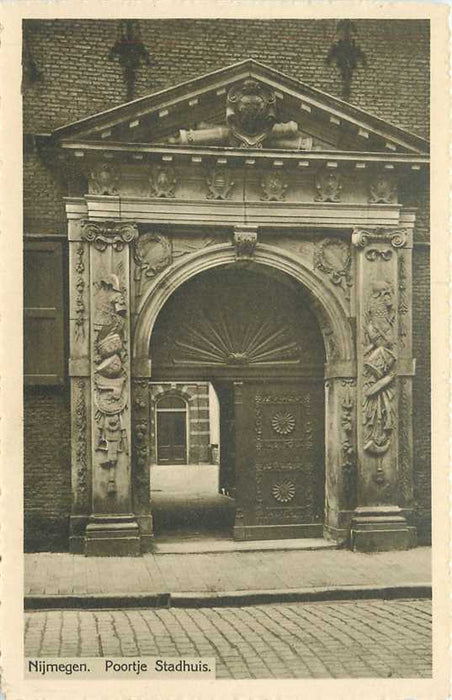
[[173, 308, 301, 367], [272, 479, 296, 503], [271, 411, 296, 435]]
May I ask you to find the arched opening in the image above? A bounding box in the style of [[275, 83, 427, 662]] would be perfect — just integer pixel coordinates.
[[147, 262, 327, 542]]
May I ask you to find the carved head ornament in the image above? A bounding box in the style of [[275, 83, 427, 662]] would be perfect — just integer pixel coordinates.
[[227, 79, 276, 146]]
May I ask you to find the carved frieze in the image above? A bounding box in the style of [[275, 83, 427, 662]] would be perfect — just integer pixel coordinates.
[[314, 238, 352, 300], [362, 280, 396, 456], [90, 161, 120, 195], [315, 168, 342, 202], [149, 165, 177, 198], [368, 171, 397, 204], [81, 221, 138, 251], [133, 233, 172, 296], [206, 167, 235, 200], [260, 170, 288, 201]]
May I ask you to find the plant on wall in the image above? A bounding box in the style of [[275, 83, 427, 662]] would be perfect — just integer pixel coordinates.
[[326, 20, 367, 100], [109, 20, 152, 101]]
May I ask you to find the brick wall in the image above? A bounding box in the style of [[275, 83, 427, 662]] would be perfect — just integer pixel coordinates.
[[412, 247, 431, 544], [24, 387, 71, 551], [23, 19, 431, 549]]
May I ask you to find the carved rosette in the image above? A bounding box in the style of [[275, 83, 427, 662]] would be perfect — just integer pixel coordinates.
[[271, 411, 296, 435], [314, 238, 353, 301], [271, 479, 296, 503], [233, 226, 258, 261]]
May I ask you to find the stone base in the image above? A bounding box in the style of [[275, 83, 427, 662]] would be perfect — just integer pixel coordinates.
[[84, 514, 141, 557], [136, 514, 154, 553], [350, 506, 417, 552], [233, 522, 323, 541]]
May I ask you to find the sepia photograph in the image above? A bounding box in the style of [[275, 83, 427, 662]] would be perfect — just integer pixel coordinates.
[[1, 5, 449, 698]]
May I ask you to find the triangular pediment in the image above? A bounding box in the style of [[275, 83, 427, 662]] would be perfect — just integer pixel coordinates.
[[52, 59, 428, 155]]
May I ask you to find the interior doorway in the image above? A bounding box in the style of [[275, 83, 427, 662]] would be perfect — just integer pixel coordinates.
[[156, 395, 187, 464]]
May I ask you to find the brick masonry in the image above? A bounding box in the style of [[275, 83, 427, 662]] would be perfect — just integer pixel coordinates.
[[23, 19, 431, 550]]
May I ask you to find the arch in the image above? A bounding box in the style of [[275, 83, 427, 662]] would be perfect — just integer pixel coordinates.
[[133, 242, 354, 365]]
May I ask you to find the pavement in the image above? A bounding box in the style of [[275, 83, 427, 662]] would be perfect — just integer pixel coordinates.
[[24, 544, 431, 609], [24, 599, 432, 677]]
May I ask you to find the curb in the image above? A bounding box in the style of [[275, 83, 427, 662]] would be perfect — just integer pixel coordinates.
[[24, 583, 431, 610]]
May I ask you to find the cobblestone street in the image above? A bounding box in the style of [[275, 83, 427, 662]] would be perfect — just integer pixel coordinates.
[[25, 599, 431, 679]]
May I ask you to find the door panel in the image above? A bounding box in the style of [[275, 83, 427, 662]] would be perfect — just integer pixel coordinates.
[[157, 412, 187, 464], [234, 380, 324, 539]]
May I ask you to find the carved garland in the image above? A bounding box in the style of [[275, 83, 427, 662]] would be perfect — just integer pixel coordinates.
[[75, 242, 86, 341], [75, 378, 89, 504], [340, 378, 356, 502], [314, 239, 352, 300]]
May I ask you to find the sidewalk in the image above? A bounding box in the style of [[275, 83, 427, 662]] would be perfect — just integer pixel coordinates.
[[25, 545, 431, 609]]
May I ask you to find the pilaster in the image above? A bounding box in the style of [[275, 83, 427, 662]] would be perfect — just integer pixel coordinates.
[[80, 220, 141, 556], [350, 227, 416, 551]]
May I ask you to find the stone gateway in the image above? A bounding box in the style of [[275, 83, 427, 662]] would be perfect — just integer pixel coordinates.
[[23, 25, 430, 556]]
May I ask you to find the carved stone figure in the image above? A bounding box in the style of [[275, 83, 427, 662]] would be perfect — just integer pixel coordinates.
[[167, 79, 311, 150], [92, 271, 129, 486], [315, 168, 342, 202], [362, 280, 396, 455], [90, 161, 120, 195], [260, 170, 288, 201]]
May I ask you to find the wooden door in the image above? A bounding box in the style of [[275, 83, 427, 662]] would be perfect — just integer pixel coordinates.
[[233, 380, 324, 540], [156, 397, 187, 464]]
